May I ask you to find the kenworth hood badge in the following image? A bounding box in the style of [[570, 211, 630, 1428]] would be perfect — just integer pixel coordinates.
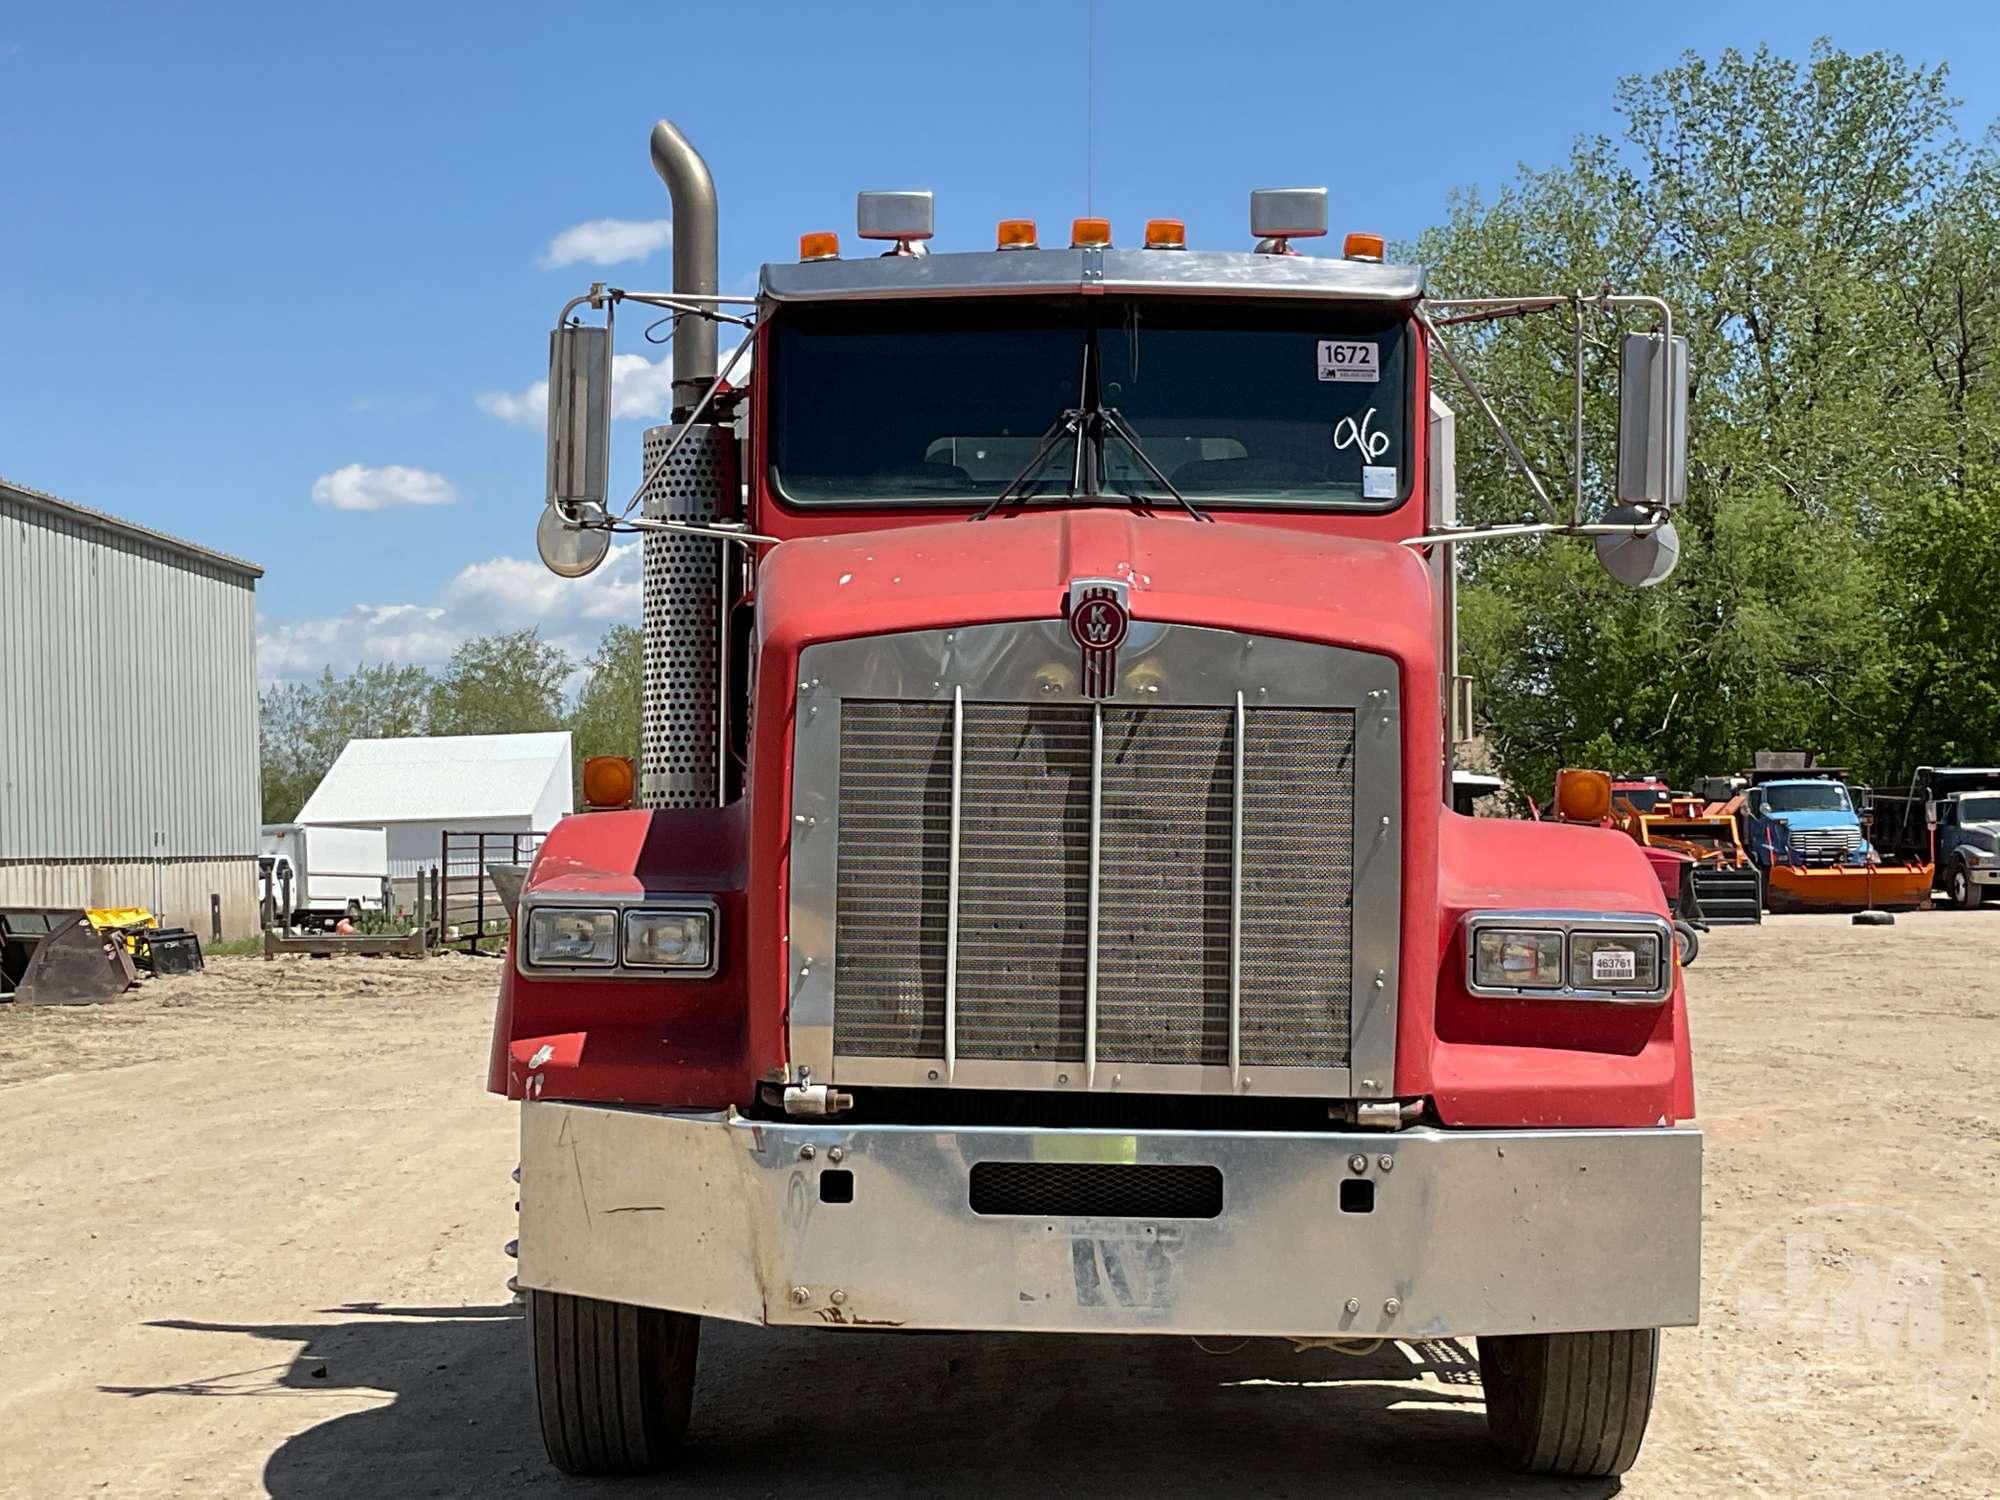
[[1067, 578, 1130, 698]]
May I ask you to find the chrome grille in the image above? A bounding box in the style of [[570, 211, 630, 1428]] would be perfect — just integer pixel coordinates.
[[830, 698, 1356, 1073], [1785, 827, 1861, 860]]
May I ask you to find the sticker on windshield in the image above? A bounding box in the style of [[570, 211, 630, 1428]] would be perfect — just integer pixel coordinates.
[[1362, 465, 1397, 499], [1317, 340, 1379, 382], [1591, 948, 1638, 982]]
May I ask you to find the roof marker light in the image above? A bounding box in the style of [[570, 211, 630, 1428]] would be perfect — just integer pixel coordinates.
[[1143, 218, 1187, 250], [996, 218, 1039, 250], [1070, 216, 1113, 249], [1343, 231, 1386, 262], [799, 231, 840, 262]]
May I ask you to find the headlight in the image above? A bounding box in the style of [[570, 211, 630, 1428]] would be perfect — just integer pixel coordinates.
[[624, 907, 715, 972], [525, 907, 617, 967], [1966, 847, 1996, 867], [1568, 930, 1664, 993], [1465, 912, 1671, 1002], [1472, 928, 1565, 989]]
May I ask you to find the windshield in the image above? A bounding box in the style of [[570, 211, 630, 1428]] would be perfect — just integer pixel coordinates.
[[1618, 787, 1669, 813], [1764, 783, 1852, 813], [1959, 794, 2000, 823], [767, 296, 1411, 508]]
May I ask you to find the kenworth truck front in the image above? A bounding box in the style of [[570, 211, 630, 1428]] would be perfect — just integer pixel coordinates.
[[490, 120, 1700, 1481]]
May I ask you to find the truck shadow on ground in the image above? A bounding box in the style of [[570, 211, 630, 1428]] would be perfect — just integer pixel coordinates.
[[117, 1305, 1622, 1498]]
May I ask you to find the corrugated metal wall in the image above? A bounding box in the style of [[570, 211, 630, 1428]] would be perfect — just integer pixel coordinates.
[[0, 485, 261, 866]]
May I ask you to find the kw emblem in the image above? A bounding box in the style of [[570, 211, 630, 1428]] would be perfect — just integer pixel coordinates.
[[1066, 578, 1130, 699]]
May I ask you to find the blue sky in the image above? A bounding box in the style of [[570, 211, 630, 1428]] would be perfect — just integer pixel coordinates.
[[3, 1, 1995, 681]]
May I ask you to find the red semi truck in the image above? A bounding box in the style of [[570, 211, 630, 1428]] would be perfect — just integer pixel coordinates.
[[490, 120, 1700, 1480]]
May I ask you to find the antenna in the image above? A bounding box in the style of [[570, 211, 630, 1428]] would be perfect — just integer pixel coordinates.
[[1086, 0, 1096, 214]]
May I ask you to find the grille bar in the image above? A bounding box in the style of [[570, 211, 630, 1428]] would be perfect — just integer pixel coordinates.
[[1085, 703, 1104, 1086], [944, 685, 964, 1082], [1230, 689, 1245, 1088]]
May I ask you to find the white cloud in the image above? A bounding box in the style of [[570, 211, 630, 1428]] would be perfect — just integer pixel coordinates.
[[541, 218, 672, 268], [310, 463, 457, 512], [476, 352, 678, 428], [257, 543, 642, 684]]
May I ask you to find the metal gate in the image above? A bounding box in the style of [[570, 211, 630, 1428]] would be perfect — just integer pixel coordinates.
[[439, 831, 546, 953]]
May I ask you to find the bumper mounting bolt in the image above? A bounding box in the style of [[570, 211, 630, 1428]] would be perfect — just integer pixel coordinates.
[[1378, 1155, 1394, 1172], [789, 1286, 811, 1305], [1383, 1297, 1401, 1317], [830, 1289, 847, 1306], [1347, 1154, 1368, 1175], [1344, 1297, 1361, 1315], [828, 1146, 845, 1163], [799, 1145, 815, 1161]]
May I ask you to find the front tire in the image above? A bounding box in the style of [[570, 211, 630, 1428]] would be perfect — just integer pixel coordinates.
[[1673, 920, 1700, 966], [1480, 1327, 1658, 1477], [1949, 864, 1986, 909], [529, 1289, 699, 1476]]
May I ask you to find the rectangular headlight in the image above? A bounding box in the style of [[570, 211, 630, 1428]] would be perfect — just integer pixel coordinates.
[[623, 908, 715, 972], [1472, 927, 1565, 990], [525, 907, 617, 967], [1569, 930, 1663, 993]]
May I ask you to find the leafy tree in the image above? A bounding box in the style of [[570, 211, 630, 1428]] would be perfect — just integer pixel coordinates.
[[567, 623, 645, 794], [258, 662, 432, 821], [426, 629, 573, 738], [1416, 41, 1998, 796]]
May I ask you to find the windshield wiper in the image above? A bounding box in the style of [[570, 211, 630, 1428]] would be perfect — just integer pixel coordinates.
[[1097, 406, 1212, 523], [972, 404, 1085, 521]]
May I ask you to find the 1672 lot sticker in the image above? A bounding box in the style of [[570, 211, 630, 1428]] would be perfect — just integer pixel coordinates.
[[1317, 340, 1379, 382]]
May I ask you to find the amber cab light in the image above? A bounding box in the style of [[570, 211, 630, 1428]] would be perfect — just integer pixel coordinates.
[[996, 218, 1039, 250], [798, 231, 840, 262], [1070, 216, 1113, 248], [1554, 768, 1613, 824], [1143, 218, 1187, 250], [582, 755, 636, 811], [1343, 231, 1386, 262]]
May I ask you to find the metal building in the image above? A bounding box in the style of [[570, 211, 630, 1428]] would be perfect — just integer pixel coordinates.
[[1, 476, 263, 937]]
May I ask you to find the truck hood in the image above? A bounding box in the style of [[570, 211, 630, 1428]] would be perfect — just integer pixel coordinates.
[[1764, 809, 1859, 832], [1961, 822, 2000, 851], [755, 509, 1439, 671]]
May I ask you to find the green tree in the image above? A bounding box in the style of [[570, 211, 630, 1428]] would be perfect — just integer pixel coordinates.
[[1415, 41, 1995, 796], [258, 662, 432, 821], [567, 623, 645, 793], [426, 629, 573, 738]]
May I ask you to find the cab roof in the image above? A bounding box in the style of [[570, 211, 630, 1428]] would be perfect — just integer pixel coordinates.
[[759, 247, 1425, 307]]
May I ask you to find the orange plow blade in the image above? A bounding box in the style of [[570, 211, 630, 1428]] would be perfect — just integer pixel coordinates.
[[1764, 862, 1932, 913]]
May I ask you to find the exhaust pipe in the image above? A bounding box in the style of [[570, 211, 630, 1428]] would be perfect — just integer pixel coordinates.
[[649, 119, 719, 414]]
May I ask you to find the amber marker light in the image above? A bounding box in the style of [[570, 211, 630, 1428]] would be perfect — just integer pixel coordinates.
[[1143, 218, 1187, 250], [996, 218, 1039, 250], [1343, 231, 1386, 262], [1554, 768, 1614, 824], [582, 755, 636, 811], [1070, 216, 1113, 248], [798, 231, 840, 262]]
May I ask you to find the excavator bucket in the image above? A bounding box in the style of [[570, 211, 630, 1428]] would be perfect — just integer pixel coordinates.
[[0, 908, 137, 1004], [1764, 863, 1933, 914]]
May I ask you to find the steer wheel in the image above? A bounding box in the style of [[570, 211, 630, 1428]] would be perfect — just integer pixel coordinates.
[[529, 1289, 700, 1475], [1480, 1328, 1659, 1477]]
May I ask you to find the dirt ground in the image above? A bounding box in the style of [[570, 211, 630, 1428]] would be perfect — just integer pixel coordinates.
[[2, 919, 1997, 1498]]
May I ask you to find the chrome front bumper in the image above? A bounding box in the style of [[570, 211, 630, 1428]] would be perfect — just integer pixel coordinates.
[[517, 1102, 1701, 1339]]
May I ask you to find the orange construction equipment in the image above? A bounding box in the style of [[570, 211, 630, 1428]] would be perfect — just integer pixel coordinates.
[[1615, 793, 1763, 923]]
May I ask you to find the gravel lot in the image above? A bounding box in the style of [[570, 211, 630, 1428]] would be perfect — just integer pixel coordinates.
[[2, 918, 1996, 1497]]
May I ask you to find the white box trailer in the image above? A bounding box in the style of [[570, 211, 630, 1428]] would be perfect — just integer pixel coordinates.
[[258, 824, 388, 928]]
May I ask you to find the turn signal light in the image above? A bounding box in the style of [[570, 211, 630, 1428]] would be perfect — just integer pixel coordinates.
[[1143, 218, 1187, 250], [996, 218, 1039, 250], [1343, 231, 1386, 262], [1554, 768, 1613, 824], [582, 755, 636, 810], [1070, 216, 1113, 248], [799, 231, 840, 262]]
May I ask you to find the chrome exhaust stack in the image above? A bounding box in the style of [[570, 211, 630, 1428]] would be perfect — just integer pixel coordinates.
[[649, 119, 719, 415]]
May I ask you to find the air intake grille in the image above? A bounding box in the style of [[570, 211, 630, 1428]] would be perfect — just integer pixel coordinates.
[[830, 700, 1356, 1072], [968, 1161, 1224, 1219]]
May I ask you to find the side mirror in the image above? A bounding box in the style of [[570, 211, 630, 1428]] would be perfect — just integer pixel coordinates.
[[546, 323, 612, 510], [1615, 332, 1688, 507]]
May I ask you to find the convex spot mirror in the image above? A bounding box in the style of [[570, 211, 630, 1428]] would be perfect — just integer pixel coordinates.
[[537, 502, 611, 580], [1615, 332, 1689, 508], [1595, 504, 1681, 588]]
